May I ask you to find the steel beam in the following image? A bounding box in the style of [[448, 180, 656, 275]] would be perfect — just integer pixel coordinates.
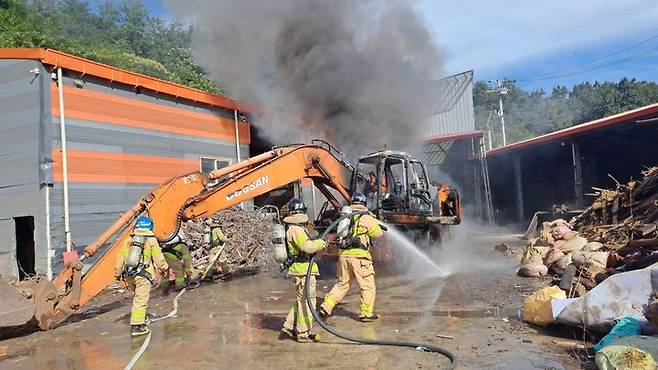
[[513, 156, 524, 223], [571, 142, 584, 209]]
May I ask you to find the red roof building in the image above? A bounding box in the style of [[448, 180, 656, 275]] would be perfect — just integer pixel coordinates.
[[485, 103, 658, 224]]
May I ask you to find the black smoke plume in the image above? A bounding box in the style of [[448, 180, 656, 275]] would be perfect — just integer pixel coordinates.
[[166, 0, 443, 157]]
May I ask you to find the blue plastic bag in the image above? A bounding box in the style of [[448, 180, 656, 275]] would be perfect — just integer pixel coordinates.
[[593, 317, 641, 352]]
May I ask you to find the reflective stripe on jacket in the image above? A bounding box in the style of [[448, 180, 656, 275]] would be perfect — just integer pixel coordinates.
[[283, 214, 326, 276], [163, 243, 191, 262]]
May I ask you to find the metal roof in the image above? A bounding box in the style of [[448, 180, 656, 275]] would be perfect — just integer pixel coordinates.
[[424, 131, 484, 145], [487, 102, 658, 157], [422, 131, 484, 165], [0, 48, 246, 112], [424, 70, 475, 138], [430, 70, 474, 115]]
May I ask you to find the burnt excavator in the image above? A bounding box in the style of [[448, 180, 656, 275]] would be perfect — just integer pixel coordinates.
[[0, 140, 460, 331]]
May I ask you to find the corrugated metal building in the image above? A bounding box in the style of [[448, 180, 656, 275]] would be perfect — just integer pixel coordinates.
[[424, 70, 476, 138], [486, 103, 658, 224], [421, 70, 492, 221], [0, 48, 249, 279]]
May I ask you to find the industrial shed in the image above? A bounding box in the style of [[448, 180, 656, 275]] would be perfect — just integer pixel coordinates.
[[421, 70, 493, 221], [486, 103, 658, 224], [0, 48, 250, 279]]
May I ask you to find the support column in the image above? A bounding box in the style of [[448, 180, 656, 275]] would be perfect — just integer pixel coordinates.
[[572, 142, 584, 209], [234, 110, 243, 210], [513, 156, 524, 223], [234, 110, 241, 162], [57, 68, 72, 252]]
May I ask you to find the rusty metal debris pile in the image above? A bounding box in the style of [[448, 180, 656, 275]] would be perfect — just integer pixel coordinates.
[[181, 206, 278, 274], [519, 167, 658, 298]]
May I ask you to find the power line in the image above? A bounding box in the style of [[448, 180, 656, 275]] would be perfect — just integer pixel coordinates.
[[517, 33, 658, 82], [518, 44, 658, 82]]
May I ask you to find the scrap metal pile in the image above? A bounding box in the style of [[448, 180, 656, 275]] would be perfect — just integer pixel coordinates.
[[181, 206, 278, 275], [518, 167, 658, 298]]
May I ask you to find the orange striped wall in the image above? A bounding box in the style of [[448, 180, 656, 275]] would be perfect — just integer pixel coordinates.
[[52, 150, 198, 184], [51, 85, 250, 144]]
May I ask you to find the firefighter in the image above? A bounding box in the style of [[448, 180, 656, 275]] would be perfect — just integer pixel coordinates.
[[114, 215, 169, 337], [320, 193, 384, 322], [207, 219, 230, 278], [162, 233, 198, 291], [280, 198, 326, 343]]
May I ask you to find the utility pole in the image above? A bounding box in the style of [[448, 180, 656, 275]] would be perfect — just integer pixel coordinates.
[[484, 111, 493, 151], [487, 80, 513, 147], [498, 80, 507, 147]]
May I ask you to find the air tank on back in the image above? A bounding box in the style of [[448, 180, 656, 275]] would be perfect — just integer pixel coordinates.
[[126, 235, 146, 268], [272, 223, 288, 263]]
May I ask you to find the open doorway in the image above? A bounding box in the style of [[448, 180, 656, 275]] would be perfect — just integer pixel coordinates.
[[14, 216, 35, 280]]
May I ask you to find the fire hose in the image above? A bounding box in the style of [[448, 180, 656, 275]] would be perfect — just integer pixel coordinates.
[[124, 287, 187, 370], [304, 214, 457, 369]]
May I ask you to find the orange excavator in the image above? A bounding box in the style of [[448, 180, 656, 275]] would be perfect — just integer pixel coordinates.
[[0, 140, 460, 331]]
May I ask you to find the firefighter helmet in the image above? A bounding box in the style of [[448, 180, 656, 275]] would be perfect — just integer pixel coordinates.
[[287, 198, 307, 214], [135, 215, 154, 230], [351, 192, 367, 206]]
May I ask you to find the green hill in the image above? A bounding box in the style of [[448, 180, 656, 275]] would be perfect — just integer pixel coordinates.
[[0, 0, 221, 93]]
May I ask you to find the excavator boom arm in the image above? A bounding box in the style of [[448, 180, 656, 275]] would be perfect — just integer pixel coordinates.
[[4, 143, 353, 330]]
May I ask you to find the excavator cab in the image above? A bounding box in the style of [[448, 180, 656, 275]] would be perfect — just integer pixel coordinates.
[[352, 150, 434, 229]]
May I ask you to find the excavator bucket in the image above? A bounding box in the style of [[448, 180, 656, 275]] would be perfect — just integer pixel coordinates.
[[0, 277, 36, 328]]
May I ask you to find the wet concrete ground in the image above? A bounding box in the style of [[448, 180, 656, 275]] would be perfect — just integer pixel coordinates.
[[0, 226, 585, 369]]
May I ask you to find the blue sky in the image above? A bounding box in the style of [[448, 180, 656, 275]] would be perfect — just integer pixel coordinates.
[[417, 0, 658, 91], [142, 0, 658, 92]]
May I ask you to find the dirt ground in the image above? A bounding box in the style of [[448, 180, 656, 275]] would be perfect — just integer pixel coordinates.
[[0, 225, 588, 369]]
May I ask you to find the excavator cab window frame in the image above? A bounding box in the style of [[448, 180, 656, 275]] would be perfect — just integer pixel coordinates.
[[407, 160, 433, 215], [353, 161, 379, 210], [378, 156, 408, 214]]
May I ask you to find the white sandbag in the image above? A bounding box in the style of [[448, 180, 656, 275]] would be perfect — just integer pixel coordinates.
[[572, 251, 609, 268], [555, 254, 573, 270], [544, 248, 565, 266], [551, 222, 572, 240], [583, 242, 604, 252], [518, 263, 549, 277], [562, 230, 578, 241], [521, 246, 551, 265], [558, 236, 588, 253]]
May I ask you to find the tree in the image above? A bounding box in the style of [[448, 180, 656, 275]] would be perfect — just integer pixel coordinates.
[[474, 78, 658, 147], [0, 0, 221, 94]]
